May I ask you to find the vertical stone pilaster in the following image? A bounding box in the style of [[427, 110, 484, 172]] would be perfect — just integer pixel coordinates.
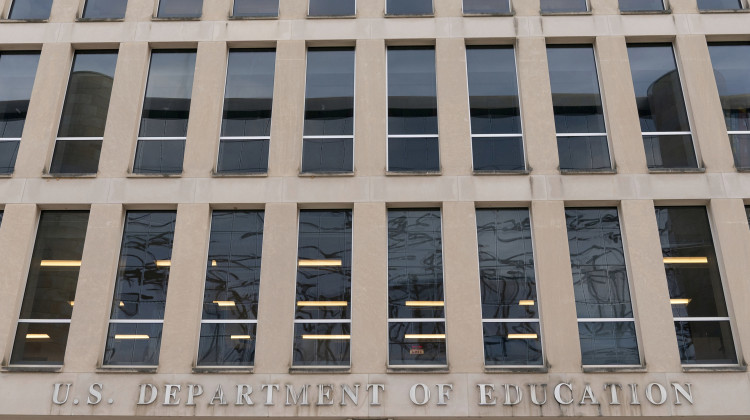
[[437, 38, 472, 176], [268, 41, 306, 177], [355, 39, 387, 176]]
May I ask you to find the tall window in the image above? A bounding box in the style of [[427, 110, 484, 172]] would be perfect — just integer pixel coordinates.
[[463, 0, 511, 14], [476, 208, 542, 366], [566, 208, 640, 366], [103, 211, 176, 366], [134, 50, 196, 174], [656, 207, 737, 365], [0, 52, 40, 174], [198, 211, 264, 367], [157, 0, 203, 18], [218, 49, 275, 174], [386, 0, 433, 15], [627, 44, 698, 170], [50, 51, 117, 175], [387, 47, 439, 172], [707, 43, 750, 169], [541, 0, 588, 13], [388, 209, 446, 366], [547, 45, 611, 171], [697, 0, 743, 10], [466, 46, 524, 172], [233, 0, 279, 17], [8, 0, 52, 19], [82, 0, 128, 18], [308, 0, 355, 16], [0, 211, 3, 226], [746, 206, 749, 227], [619, 0, 665, 11], [11, 211, 89, 366], [302, 48, 355, 173], [293, 210, 352, 367]]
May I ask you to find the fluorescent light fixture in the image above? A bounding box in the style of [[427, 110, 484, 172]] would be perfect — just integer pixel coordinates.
[[211, 260, 217, 267], [119, 301, 125, 307], [298, 259, 342, 267], [508, 333, 538, 339], [519, 300, 535, 306], [40, 260, 81, 267], [296, 301, 348, 307], [114, 334, 150, 340], [663, 257, 708, 264], [405, 301, 444, 307], [213, 301, 236, 307], [231, 335, 252, 340], [69, 301, 75, 306], [26, 333, 50, 340], [404, 334, 446, 340], [155, 260, 171, 267], [670, 298, 692, 305], [302, 334, 351, 340]]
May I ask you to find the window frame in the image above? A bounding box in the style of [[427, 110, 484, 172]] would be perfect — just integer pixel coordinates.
[[231, 0, 280, 18], [385, 0, 434, 16], [540, 0, 590, 14], [0, 51, 41, 175], [462, 0, 513, 15], [80, 0, 129, 20], [618, 0, 667, 12], [154, 0, 203, 19], [307, 0, 357, 17], [7, 0, 53, 20], [697, 0, 746, 11]]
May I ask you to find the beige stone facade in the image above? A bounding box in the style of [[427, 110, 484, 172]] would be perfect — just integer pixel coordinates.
[[0, 0, 749, 418]]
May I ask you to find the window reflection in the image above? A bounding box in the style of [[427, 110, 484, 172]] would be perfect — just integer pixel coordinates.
[[697, 0, 743, 10], [308, 0, 355, 16], [233, 0, 279, 17], [83, 0, 128, 18], [541, 0, 588, 13], [157, 0, 203, 18], [386, 0, 433, 15], [618, 0, 664, 11], [9, 0, 53, 20], [463, 0, 510, 14], [0, 52, 40, 174]]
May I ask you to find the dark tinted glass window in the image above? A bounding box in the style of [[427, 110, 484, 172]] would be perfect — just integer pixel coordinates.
[[0, 211, 3, 226], [233, 0, 279, 17], [619, 0, 664, 11], [463, 0, 511, 14], [656, 207, 737, 365], [697, 0, 743, 10], [11, 211, 89, 366], [746, 206, 749, 227], [198, 211, 264, 367], [103, 211, 176, 366], [309, 0, 355, 16], [0, 52, 40, 174], [566, 208, 640, 365], [83, 0, 128, 18], [157, 0, 203, 18], [9, 0, 52, 19], [541, 0, 588, 13], [386, 0, 433, 15]]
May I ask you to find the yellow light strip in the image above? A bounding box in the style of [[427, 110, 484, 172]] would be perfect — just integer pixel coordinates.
[[405, 301, 444, 307], [213, 301, 236, 307], [508, 334, 538, 340], [405, 334, 446, 340], [211, 260, 217, 267], [519, 300, 535, 306], [69, 301, 75, 306], [119, 301, 125, 307], [670, 298, 692, 305], [231, 335, 252, 340], [302, 334, 351, 340], [155, 260, 171, 267], [298, 259, 342, 267], [26, 333, 50, 340], [663, 257, 708, 264], [114, 334, 150, 340], [40, 260, 81, 267], [296, 301, 348, 307]]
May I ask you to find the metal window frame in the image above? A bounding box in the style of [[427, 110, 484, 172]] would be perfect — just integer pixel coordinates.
[[7, 0, 53, 20], [231, 0, 280, 17], [385, 0, 435, 16], [461, 0, 513, 15], [155, 0, 204, 18], [307, 0, 357, 17]]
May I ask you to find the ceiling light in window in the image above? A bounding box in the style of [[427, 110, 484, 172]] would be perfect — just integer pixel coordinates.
[[519, 300, 535, 306], [302, 334, 351, 340], [670, 298, 692, 305], [40, 260, 81, 267], [231, 335, 252, 340], [405, 301, 444, 307], [298, 259, 342, 267], [213, 301, 236, 307], [26, 333, 50, 340], [114, 334, 150, 340], [119, 301, 125, 307], [211, 260, 217, 267], [155, 260, 171, 267], [663, 257, 708, 264], [508, 333, 538, 339], [405, 334, 446, 340], [297, 301, 348, 307], [69, 301, 75, 306]]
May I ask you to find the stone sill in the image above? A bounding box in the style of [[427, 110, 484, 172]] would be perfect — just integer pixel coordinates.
[[75, 17, 125, 22], [484, 366, 548, 374], [473, 169, 530, 175], [682, 364, 747, 373], [387, 367, 449, 373], [43, 173, 97, 179], [289, 367, 351, 374], [386, 171, 441, 176], [0, 173, 12, 178], [583, 365, 646, 373], [193, 366, 254, 374], [0, 18, 48, 23], [96, 366, 158, 373], [463, 12, 514, 17], [151, 16, 202, 22], [619, 9, 671, 15], [212, 171, 268, 178], [647, 167, 706, 174], [698, 8, 750, 13], [560, 168, 617, 175], [384, 13, 434, 18], [2, 365, 62, 373], [540, 10, 592, 16], [299, 171, 355, 177], [126, 173, 182, 178], [228, 15, 278, 20], [307, 14, 357, 19], [736, 167, 750, 173]]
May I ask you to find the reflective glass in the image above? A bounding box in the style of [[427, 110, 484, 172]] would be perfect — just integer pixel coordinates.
[[618, 0, 664, 11], [730, 134, 750, 168], [0, 52, 41, 138], [0, 141, 20, 174], [309, 0, 355, 16], [11, 323, 70, 365], [388, 321, 446, 365], [133, 139, 185, 174], [8, 0, 52, 19], [557, 136, 611, 170], [157, 0, 203, 18], [388, 137, 439, 172], [217, 139, 269, 173], [293, 323, 351, 366], [233, 0, 279, 17], [83, 0, 128, 18], [697, 0, 742, 9], [386, 0, 433, 15], [198, 323, 256, 366], [304, 48, 354, 137], [0, 211, 3, 226], [642, 134, 698, 169], [746, 206, 749, 227], [472, 137, 524, 171], [541, 0, 588, 13], [579, 321, 639, 365], [675, 321, 736, 364], [388, 47, 438, 135], [222, 50, 275, 138], [139, 51, 196, 138], [49, 140, 103, 174], [301, 138, 353, 173], [466, 46, 521, 136], [483, 322, 542, 365], [58, 52, 118, 138], [103, 323, 163, 366], [463, 0, 511, 14]]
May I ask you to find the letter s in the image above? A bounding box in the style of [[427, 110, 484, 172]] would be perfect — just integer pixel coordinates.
[[88, 383, 103, 405]]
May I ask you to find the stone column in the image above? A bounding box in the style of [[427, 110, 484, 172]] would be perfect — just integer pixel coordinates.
[[49, 0, 78, 21], [354, 39, 387, 176], [436, 38, 472, 176]]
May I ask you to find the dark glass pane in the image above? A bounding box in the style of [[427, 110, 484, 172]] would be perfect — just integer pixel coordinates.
[[466, 46, 521, 135], [388, 321, 446, 365], [541, 0, 588, 13], [675, 321, 737, 364], [111, 211, 176, 321], [10, 323, 70, 365], [157, 0, 203, 17], [388, 209, 444, 319], [642, 134, 698, 169], [387, 137, 440, 172], [483, 322, 542, 365], [0, 141, 20, 174], [0, 211, 3, 226], [217, 139, 269, 173], [58, 52, 118, 138], [292, 322, 350, 366], [203, 211, 264, 321], [233, 0, 279, 17], [49, 140, 103, 174], [746, 206, 750, 227], [729, 134, 750, 169], [0, 53, 40, 138], [309, 0, 355, 16], [301, 138, 353, 173], [197, 323, 256, 366], [579, 321, 640, 365], [697, 0, 742, 10], [133, 139, 185, 174], [102, 322, 163, 366], [557, 136, 611, 170], [627, 44, 691, 133], [386, 0, 433, 15], [139, 51, 196, 138], [472, 137, 525, 171], [463, 0, 511, 14], [619, 0, 664, 11], [222, 49, 275, 137], [83, 0, 128, 18], [304, 48, 354, 136], [388, 47, 438, 135], [547, 46, 606, 134], [9, 0, 52, 19]]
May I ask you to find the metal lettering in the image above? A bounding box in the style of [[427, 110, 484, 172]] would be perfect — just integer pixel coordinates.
[[628, 384, 640, 405], [87, 383, 102, 405], [672, 383, 694, 405], [164, 385, 180, 406], [285, 385, 310, 406], [210, 384, 228, 406], [236, 385, 253, 406], [604, 383, 622, 405], [529, 384, 547, 406], [187, 384, 203, 406], [554, 383, 574, 405], [409, 383, 430, 405], [579, 384, 599, 405], [52, 383, 72, 405], [366, 384, 385, 406], [477, 384, 496, 406], [317, 384, 334, 406], [261, 384, 280, 406], [437, 384, 453, 406], [340, 384, 359, 406], [503, 384, 522, 406], [138, 384, 157, 405], [646, 383, 667, 405]]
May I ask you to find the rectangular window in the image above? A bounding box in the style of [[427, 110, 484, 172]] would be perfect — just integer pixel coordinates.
[[308, 0, 355, 16], [619, 0, 665, 11], [656, 207, 737, 365], [134, 50, 196, 174], [157, 0, 203, 18], [103, 211, 176, 366], [198, 211, 264, 367], [388, 209, 446, 366], [746, 206, 749, 227], [463, 0, 511, 14], [233, 0, 279, 17], [11, 211, 89, 366], [565, 208, 640, 366], [476, 209, 542, 366], [0, 211, 3, 226], [386, 0, 433, 15], [8, 0, 52, 19], [83, 0, 128, 18], [218, 49, 275, 174], [698, 0, 743, 10], [387, 47, 439, 172], [0, 52, 40, 174], [707, 43, 750, 169], [547, 45, 611, 171], [293, 210, 352, 367], [50, 51, 117, 175], [466, 46, 524, 172], [541, 0, 588, 13], [302, 48, 355, 173], [627, 44, 698, 170]]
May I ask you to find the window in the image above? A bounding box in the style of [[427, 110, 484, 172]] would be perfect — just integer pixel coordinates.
[[198, 211, 264, 367], [476, 209, 542, 366], [157, 0, 202, 18], [547, 45, 611, 171], [10, 211, 89, 366], [8, 0, 52, 19], [386, 0, 433, 15], [387, 47, 439, 172], [50, 51, 117, 175], [388, 209, 446, 366], [0, 52, 40, 174], [746, 206, 750, 227], [134, 51, 196, 174], [656, 207, 737, 365], [82, 0, 128, 18], [697, 0, 743, 10], [233, 0, 279, 17], [707, 43, 750, 169], [293, 210, 352, 367], [565, 208, 640, 366], [103, 211, 176, 366], [541, 0, 588, 13], [466, 46, 524, 172], [619, 0, 665, 11], [302, 48, 355, 173], [463, 0, 511, 14], [627, 44, 698, 169], [308, 0, 355, 16], [0, 211, 3, 226], [218, 49, 275, 174]]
